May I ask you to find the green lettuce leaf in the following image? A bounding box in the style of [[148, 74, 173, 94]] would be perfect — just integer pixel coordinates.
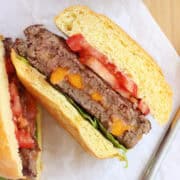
[[66, 96, 98, 129], [96, 119, 127, 152], [17, 54, 28, 64]]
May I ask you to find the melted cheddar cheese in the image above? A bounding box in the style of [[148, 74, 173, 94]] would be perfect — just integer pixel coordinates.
[[50, 67, 68, 85], [111, 118, 132, 136], [68, 74, 83, 89], [91, 92, 102, 102]]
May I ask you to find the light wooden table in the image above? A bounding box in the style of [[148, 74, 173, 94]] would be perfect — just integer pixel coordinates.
[[144, 0, 180, 55]]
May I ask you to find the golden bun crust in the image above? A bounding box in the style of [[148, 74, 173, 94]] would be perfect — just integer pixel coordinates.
[[55, 5, 173, 124], [11, 50, 123, 160], [0, 41, 23, 179]]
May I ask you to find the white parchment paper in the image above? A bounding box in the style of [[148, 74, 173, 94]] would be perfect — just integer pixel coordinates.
[[0, 0, 180, 179]]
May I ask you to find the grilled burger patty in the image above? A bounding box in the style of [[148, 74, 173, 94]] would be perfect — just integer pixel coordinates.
[[14, 25, 151, 148], [3, 38, 39, 178]]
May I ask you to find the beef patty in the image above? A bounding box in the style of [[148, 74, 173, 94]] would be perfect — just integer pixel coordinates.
[[14, 25, 151, 148]]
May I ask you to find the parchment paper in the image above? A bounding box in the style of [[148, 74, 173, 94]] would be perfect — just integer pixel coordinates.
[[0, 0, 180, 179]]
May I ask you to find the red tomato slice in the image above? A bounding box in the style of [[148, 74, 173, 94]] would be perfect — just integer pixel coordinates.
[[66, 34, 86, 51], [16, 129, 35, 149], [138, 99, 150, 115], [5, 58, 15, 75], [106, 62, 116, 72], [86, 57, 117, 88], [23, 92, 37, 121], [117, 88, 131, 99], [66, 34, 150, 115], [21, 92, 37, 136], [9, 82, 22, 117], [7, 54, 37, 149], [9, 82, 35, 148], [66, 34, 138, 97]]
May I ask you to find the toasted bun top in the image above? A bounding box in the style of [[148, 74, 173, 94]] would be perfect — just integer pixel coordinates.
[[0, 40, 23, 179], [55, 5, 173, 124], [11, 50, 124, 160]]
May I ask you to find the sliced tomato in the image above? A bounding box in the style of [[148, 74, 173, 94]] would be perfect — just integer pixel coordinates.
[[5, 58, 15, 75], [16, 129, 35, 148], [106, 62, 116, 72], [86, 57, 117, 88], [115, 71, 137, 97], [9, 82, 22, 117], [66, 34, 138, 97], [66, 34, 150, 115], [17, 115, 29, 129], [117, 88, 131, 99], [22, 92, 37, 121], [22, 92, 37, 136], [86, 58, 133, 99], [138, 99, 150, 115], [6, 53, 37, 149], [66, 34, 86, 52]]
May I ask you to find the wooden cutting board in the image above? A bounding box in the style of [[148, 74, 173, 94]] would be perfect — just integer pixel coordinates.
[[144, 0, 180, 55]]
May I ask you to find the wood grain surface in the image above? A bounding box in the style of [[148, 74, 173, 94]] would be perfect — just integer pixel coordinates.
[[144, 0, 180, 55]]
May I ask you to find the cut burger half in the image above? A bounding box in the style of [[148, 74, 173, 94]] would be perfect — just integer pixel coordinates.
[[12, 24, 151, 163], [13, 25, 151, 149], [0, 37, 41, 180]]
